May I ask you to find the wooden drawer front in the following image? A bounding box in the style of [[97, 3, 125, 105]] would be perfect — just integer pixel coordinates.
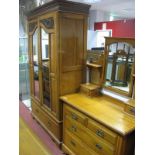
[[124, 105, 135, 116], [32, 102, 41, 119], [88, 119, 118, 145], [65, 116, 115, 155], [64, 130, 97, 155], [43, 113, 61, 139], [32, 102, 60, 140], [64, 105, 87, 126]]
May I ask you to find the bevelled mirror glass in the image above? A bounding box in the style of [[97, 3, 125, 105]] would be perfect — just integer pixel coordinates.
[[103, 37, 135, 97], [41, 28, 51, 109], [32, 28, 40, 100]]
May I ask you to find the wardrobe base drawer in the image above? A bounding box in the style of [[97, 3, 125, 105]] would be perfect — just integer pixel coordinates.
[[32, 102, 62, 146]]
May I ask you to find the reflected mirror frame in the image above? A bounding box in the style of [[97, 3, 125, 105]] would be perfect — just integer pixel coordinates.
[[102, 37, 135, 97], [32, 27, 40, 101]]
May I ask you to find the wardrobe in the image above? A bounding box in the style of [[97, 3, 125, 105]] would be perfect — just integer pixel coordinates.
[[27, 0, 90, 146]]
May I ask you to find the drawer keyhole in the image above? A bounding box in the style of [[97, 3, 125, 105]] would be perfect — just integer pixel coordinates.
[[71, 125, 77, 132], [96, 143, 102, 150]]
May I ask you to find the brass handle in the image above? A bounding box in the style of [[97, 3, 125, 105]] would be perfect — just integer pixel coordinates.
[[96, 143, 102, 150], [130, 108, 135, 113], [71, 113, 78, 120], [96, 130, 104, 138], [70, 140, 76, 146]]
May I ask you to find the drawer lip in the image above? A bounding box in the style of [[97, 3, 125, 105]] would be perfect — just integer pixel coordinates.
[[61, 99, 135, 136]]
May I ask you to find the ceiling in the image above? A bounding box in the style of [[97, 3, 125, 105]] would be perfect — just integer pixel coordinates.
[[67, 0, 135, 18], [19, 0, 135, 19]]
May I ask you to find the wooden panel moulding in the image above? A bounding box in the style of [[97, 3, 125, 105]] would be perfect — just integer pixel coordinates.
[[40, 17, 54, 29], [62, 65, 83, 72], [29, 22, 37, 33], [60, 71, 83, 95], [104, 37, 135, 47], [26, 0, 90, 19], [61, 16, 84, 67]]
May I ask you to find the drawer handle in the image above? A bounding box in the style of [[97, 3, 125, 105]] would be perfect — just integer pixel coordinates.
[[71, 113, 78, 120], [70, 140, 76, 147], [130, 108, 135, 114], [96, 130, 104, 138], [70, 125, 77, 132], [95, 143, 102, 150]]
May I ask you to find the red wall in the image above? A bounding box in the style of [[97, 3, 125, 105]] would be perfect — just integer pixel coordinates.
[[94, 19, 135, 38]]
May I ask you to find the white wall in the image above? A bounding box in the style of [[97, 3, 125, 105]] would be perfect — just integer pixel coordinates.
[[88, 10, 123, 30], [88, 10, 110, 30]]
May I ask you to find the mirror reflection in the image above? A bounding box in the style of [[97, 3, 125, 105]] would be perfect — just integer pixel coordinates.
[[41, 28, 51, 109], [33, 28, 40, 100], [104, 42, 135, 93]]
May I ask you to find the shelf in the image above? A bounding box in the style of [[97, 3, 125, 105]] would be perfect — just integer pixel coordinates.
[[81, 83, 100, 90], [86, 62, 102, 68]]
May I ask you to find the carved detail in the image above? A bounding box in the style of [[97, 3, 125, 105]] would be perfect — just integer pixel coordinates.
[[40, 18, 54, 29], [29, 22, 37, 32]]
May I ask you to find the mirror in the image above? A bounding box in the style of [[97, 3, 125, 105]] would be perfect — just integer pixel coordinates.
[[103, 37, 135, 96], [41, 28, 51, 109], [32, 28, 40, 100]]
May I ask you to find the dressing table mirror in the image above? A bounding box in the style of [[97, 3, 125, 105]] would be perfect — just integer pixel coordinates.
[[102, 37, 135, 97]]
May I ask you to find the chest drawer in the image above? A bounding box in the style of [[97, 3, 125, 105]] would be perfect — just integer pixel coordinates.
[[64, 104, 88, 126], [87, 119, 118, 145], [64, 116, 115, 155], [124, 105, 135, 116], [64, 129, 97, 155]]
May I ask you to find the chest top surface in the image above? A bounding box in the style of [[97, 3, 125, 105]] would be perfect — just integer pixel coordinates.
[[60, 93, 135, 136]]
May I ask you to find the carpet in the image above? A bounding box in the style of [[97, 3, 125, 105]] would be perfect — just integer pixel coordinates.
[[19, 100, 63, 155]]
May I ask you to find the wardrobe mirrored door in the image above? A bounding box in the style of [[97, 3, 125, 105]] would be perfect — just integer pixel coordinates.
[[41, 28, 51, 109], [32, 28, 40, 101]]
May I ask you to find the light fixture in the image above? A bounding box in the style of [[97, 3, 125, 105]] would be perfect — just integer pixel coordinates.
[[110, 15, 114, 21]]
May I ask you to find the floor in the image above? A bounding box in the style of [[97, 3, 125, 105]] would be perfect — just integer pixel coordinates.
[[22, 99, 31, 110], [19, 100, 63, 155], [19, 117, 52, 155]]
